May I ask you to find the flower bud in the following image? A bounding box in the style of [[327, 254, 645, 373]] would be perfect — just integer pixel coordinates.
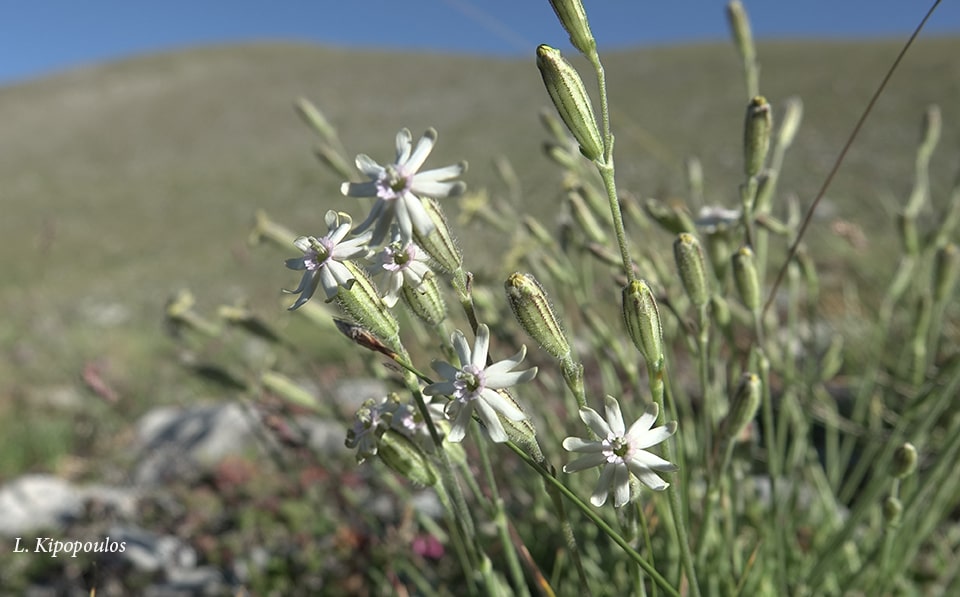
[[622, 280, 664, 370], [413, 198, 462, 273], [547, 0, 597, 57], [378, 429, 438, 487], [720, 373, 761, 444], [891, 442, 917, 479], [337, 261, 400, 345], [674, 233, 710, 308], [726, 0, 757, 93], [536, 44, 604, 161], [401, 271, 447, 326], [744, 96, 772, 178], [505, 273, 572, 361], [732, 245, 761, 312], [882, 495, 902, 526]]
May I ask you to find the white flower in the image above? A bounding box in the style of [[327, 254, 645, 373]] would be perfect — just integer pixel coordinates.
[[695, 206, 741, 234], [345, 397, 389, 463], [563, 397, 678, 508], [423, 324, 537, 443], [341, 128, 466, 244], [284, 210, 372, 309], [377, 237, 433, 308]]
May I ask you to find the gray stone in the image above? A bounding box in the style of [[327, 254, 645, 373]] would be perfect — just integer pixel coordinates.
[[0, 474, 137, 536], [133, 402, 260, 486]]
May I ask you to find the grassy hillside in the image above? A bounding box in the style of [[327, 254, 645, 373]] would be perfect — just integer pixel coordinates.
[[0, 39, 958, 464]]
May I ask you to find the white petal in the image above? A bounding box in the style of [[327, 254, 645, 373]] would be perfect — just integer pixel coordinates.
[[479, 388, 525, 421], [579, 406, 612, 439], [353, 200, 386, 234], [612, 462, 631, 508], [355, 154, 384, 178], [591, 464, 617, 507], [394, 129, 413, 165], [472, 324, 490, 369], [446, 401, 473, 442], [451, 330, 471, 368], [474, 398, 508, 443], [341, 181, 379, 198], [635, 469, 670, 491], [484, 346, 527, 376], [432, 360, 461, 382], [395, 196, 414, 243], [405, 128, 437, 173], [423, 380, 457, 397], [484, 367, 537, 390], [414, 162, 465, 182], [628, 421, 677, 450], [604, 395, 626, 436], [562, 437, 603, 452], [404, 193, 436, 237], [562, 452, 607, 473], [628, 450, 678, 473], [410, 179, 466, 199], [318, 266, 340, 300]]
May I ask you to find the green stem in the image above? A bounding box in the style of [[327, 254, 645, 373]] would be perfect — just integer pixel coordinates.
[[649, 363, 702, 597], [505, 441, 680, 597]]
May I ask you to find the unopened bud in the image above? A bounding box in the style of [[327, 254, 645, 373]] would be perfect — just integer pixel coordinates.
[[536, 44, 604, 161], [891, 442, 917, 479], [401, 272, 447, 326], [732, 246, 761, 312], [622, 280, 664, 370], [413, 198, 462, 272], [726, 1, 757, 94], [744, 96, 772, 178], [674, 233, 711, 308], [547, 0, 597, 57], [338, 261, 400, 346], [882, 496, 902, 526], [505, 273, 572, 361], [378, 429, 438, 487], [720, 373, 761, 443]]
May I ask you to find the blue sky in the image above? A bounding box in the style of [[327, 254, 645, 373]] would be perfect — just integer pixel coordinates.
[[1, 0, 957, 84]]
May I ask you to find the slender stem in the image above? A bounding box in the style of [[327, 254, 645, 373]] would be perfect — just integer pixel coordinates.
[[505, 440, 680, 597], [649, 363, 702, 597], [475, 424, 530, 597]]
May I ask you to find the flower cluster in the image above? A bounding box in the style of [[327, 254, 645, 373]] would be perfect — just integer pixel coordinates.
[[284, 128, 464, 310]]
